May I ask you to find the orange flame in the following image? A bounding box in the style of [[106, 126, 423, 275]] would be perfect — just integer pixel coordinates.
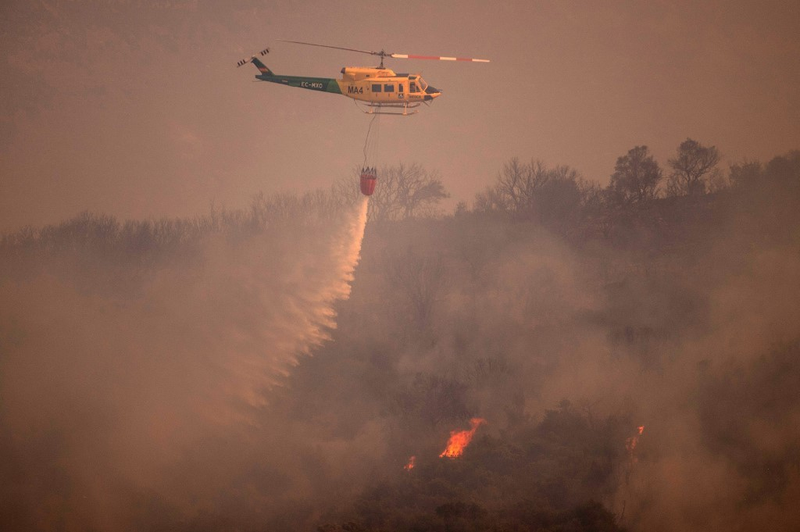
[[404, 456, 416, 471], [625, 425, 645, 458], [439, 418, 486, 458]]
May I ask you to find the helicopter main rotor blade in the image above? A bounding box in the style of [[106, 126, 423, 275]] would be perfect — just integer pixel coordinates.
[[279, 39, 490, 63], [390, 53, 490, 62], [279, 40, 387, 57]]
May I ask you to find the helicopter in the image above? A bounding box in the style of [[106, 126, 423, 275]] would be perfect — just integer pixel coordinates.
[[236, 40, 489, 116]]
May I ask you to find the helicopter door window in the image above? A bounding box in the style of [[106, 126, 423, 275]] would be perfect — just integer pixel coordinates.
[[410, 82, 417, 93], [371, 84, 382, 92], [384, 84, 394, 92]]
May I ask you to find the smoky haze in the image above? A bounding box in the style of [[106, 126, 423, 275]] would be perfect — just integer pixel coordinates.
[[1, 194, 370, 530], [2, 1, 800, 531], [2, 152, 800, 530], [2, 0, 800, 230]]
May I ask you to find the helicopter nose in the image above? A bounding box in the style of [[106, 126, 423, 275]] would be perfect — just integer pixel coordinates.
[[424, 86, 441, 101]]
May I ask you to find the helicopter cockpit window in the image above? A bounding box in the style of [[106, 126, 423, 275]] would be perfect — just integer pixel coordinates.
[[371, 84, 381, 93], [418, 78, 428, 92], [384, 84, 394, 92], [410, 82, 418, 93]]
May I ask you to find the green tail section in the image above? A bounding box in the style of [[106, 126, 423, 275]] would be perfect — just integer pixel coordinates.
[[254, 71, 342, 95], [251, 58, 274, 76]]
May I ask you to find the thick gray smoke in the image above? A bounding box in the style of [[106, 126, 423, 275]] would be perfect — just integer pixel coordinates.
[[3, 164, 800, 531], [330, 177, 800, 530], [0, 197, 368, 530]]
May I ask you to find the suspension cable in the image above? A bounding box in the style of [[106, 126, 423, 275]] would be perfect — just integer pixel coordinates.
[[362, 112, 378, 169]]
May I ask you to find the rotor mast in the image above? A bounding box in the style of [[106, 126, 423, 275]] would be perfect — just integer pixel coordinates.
[[375, 50, 389, 68]]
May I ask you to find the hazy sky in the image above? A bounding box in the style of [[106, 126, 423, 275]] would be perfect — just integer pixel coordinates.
[[1, 0, 799, 231]]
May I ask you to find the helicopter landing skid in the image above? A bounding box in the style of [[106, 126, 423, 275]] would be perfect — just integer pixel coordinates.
[[358, 101, 421, 116]]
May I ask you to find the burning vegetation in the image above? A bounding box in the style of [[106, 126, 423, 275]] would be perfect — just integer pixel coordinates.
[[626, 425, 645, 458], [1, 150, 799, 531], [439, 418, 486, 458]]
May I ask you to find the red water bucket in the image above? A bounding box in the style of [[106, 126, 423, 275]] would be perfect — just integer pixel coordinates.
[[360, 171, 377, 196]]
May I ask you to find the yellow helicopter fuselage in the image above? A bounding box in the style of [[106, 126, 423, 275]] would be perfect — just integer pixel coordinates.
[[335, 67, 440, 105]]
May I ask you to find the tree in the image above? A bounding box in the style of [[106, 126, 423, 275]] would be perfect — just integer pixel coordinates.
[[495, 157, 548, 213], [386, 248, 446, 331], [608, 146, 662, 205], [666, 138, 720, 196], [335, 163, 448, 223], [764, 150, 800, 187], [473, 184, 511, 214], [729, 152, 800, 196], [475, 158, 584, 228], [729, 160, 763, 189]]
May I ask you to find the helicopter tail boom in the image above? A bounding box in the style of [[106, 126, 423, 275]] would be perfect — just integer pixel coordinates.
[[254, 73, 343, 95]]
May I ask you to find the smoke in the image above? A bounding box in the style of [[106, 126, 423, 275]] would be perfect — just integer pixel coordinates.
[[338, 185, 800, 530], [614, 240, 800, 532], [3, 168, 800, 530], [0, 196, 369, 530], [498, 211, 800, 530]]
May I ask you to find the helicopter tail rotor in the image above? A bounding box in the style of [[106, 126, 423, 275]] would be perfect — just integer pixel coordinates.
[[236, 47, 270, 68]]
